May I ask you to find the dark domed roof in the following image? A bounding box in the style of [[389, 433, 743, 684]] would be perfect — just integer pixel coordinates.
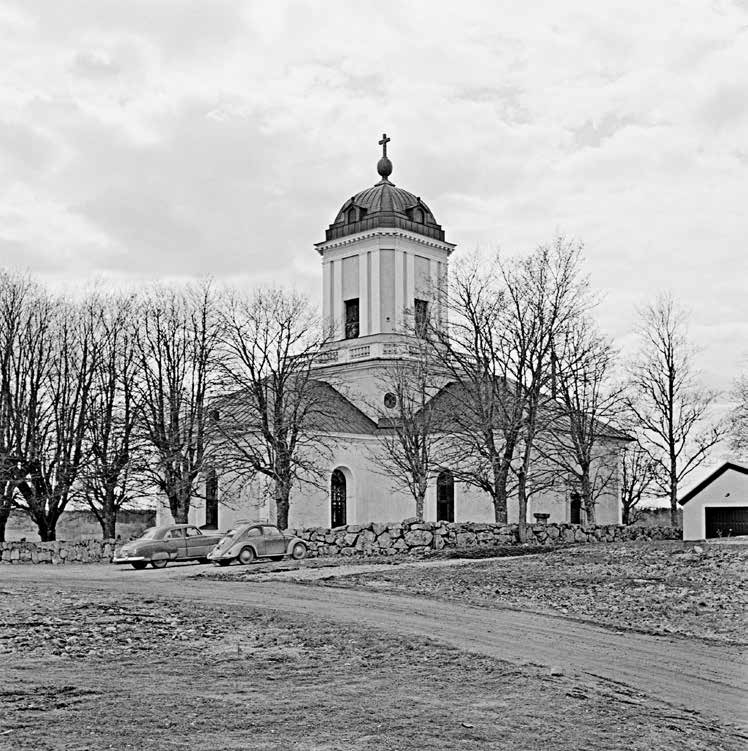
[[322, 136, 445, 243]]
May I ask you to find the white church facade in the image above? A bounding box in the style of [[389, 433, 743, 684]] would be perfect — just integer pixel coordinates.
[[158, 136, 626, 531]]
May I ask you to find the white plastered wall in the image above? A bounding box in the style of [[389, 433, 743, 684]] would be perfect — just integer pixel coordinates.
[[681, 469, 748, 540]]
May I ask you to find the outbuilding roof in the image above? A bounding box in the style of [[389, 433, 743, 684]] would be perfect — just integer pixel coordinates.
[[678, 462, 748, 506]]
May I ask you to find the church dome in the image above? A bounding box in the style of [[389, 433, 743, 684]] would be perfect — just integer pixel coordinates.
[[323, 135, 446, 243]]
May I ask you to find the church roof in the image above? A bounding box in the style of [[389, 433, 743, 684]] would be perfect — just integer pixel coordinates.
[[321, 134, 446, 244], [306, 381, 379, 434], [215, 379, 378, 436], [420, 380, 632, 442]]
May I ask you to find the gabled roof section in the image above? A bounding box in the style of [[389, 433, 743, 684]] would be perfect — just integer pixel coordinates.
[[419, 379, 632, 441], [678, 462, 748, 506], [215, 380, 378, 436], [306, 381, 379, 434]]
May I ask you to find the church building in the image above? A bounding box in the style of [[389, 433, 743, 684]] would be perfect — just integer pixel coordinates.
[[160, 136, 626, 531]]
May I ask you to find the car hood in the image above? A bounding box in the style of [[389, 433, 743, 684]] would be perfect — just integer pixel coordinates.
[[210, 536, 241, 554]]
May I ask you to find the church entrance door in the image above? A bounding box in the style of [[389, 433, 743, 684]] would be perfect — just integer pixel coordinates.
[[436, 470, 454, 522], [331, 469, 347, 528]]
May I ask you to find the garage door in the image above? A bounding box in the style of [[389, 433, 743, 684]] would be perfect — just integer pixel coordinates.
[[705, 507, 748, 538]]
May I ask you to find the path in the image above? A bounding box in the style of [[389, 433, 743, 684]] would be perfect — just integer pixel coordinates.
[[4, 562, 747, 728]]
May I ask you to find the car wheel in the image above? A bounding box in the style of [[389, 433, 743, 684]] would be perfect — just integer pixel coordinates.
[[216, 559, 231, 567], [238, 547, 256, 565], [291, 543, 307, 560], [131, 561, 147, 570], [150, 559, 168, 569]]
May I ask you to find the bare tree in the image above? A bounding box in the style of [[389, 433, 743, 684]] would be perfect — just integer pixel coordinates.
[[431, 238, 590, 528], [13, 296, 100, 541], [81, 294, 148, 539], [135, 282, 221, 524], [0, 271, 43, 541], [620, 439, 658, 525], [628, 294, 725, 526], [500, 238, 590, 532], [371, 335, 448, 521], [429, 256, 517, 523], [542, 318, 626, 524], [216, 288, 331, 530], [727, 373, 748, 459]]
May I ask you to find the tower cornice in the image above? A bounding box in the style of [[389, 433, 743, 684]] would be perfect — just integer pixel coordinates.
[[315, 227, 456, 256]]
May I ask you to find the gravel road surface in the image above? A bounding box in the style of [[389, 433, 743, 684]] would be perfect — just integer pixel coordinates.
[[5, 562, 746, 730]]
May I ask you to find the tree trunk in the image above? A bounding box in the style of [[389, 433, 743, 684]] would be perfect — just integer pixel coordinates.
[[98, 493, 117, 539], [36, 518, 56, 542], [621, 503, 630, 526], [492, 462, 510, 524], [669, 455, 679, 527], [517, 468, 528, 542], [581, 470, 595, 526], [17, 482, 60, 540], [415, 486, 425, 522], [275, 478, 292, 530], [0, 505, 9, 543], [167, 484, 191, 524]]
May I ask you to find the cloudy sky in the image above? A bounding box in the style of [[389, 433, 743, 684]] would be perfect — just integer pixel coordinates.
[[1, 0, 746, 403]]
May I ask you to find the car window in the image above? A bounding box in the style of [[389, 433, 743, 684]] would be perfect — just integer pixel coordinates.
[[140, 528, 160, 540], [166, 528, 185, 539], [246, 527, 261, 538], [185, 527, 202, 537], [262, 525, 281, 537]]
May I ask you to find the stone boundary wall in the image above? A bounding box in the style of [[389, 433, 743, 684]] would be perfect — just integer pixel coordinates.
[[291, 520, 682, 558], [1, 539, 117, 565], [0, 521, 682, 564]]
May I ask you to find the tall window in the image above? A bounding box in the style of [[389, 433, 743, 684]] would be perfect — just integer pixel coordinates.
[[205, 469, 218, 529], [331, 469, 347, 528], [345, 298, 360, 339], [414, 298, 429, 337], [436, 470, 455, 522]]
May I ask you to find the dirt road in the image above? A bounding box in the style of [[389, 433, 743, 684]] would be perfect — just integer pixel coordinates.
[[5, 562, 747, 729]]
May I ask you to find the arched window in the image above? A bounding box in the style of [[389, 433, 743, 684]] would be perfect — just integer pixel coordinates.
[[331, 469, 347, 528], [436, 470, 454, 522], [570, 492, 582, 524], [412, 207, 424, 223], [347, 206, 357, 223]]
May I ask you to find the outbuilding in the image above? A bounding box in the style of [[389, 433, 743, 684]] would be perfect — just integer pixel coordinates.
[[679, 462, 748, 540]]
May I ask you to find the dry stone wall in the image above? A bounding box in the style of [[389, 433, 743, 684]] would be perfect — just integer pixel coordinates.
[[0, 539, 116, 565], [291, 519, 681, 558], [0, 520, 682, 564]]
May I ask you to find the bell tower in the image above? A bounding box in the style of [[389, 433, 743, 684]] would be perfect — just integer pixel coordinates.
[[315, 134, 455, 364]]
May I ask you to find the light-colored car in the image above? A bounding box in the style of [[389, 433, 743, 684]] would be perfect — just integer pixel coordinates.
[[113, 525, 225, 569], [207, 522, 307, 566]]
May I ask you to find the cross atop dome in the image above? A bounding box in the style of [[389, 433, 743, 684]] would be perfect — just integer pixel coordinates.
[[377, 132, 393, 182]]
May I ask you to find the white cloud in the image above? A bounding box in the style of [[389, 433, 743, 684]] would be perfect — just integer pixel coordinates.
[[0, 0, 746, 391]]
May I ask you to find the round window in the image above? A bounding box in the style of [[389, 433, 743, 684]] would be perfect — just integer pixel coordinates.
[[384, 392, 397, 409]]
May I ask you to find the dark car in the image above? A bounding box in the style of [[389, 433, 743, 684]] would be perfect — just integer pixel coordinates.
[[207, 522, 307, 566], [113, 525, 225, 569]]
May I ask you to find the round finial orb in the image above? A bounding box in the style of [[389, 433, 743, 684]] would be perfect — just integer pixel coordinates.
[[377, 156, 393, 179]]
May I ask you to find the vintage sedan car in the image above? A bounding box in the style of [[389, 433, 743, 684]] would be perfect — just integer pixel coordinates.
[[207, 522, 307, 566], [113, 525, 225, 569]]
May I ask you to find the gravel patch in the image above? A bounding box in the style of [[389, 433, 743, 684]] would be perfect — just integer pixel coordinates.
[[318, 541, 748, 645]]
